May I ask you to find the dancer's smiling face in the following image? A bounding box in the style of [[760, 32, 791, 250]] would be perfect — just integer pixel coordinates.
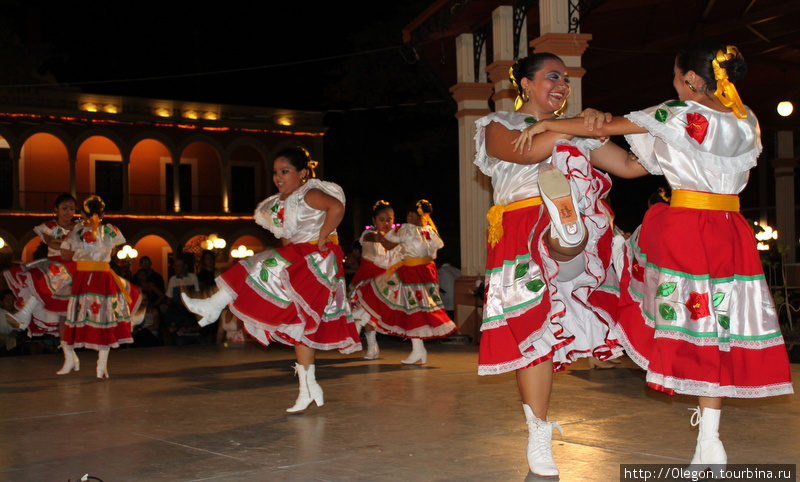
[[373, 208, 394, 233], [273, 156, 307, 199], [521, 58, 571, 117], [55, 200, 76, 228]]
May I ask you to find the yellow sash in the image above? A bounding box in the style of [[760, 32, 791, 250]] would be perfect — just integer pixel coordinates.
[[486, 197, 543, 247], [308, 234, 339, 245], [387, 257, 434, 275], [76, 260, 132, 304], [670, 189, 739, 212]]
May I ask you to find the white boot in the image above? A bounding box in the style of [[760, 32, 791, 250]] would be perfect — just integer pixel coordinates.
[[287, 363, 324, 413], [688, 406, 726, 472], [96, 348, 110, 379], [401, 338, 427, 365], [523, 403, 563, 477], [539, 162, 585, 248], [364, 330, 379, 360], [56, 342, 79, 375], [8, 296, 42, 331], [181, 289, 233, 326]]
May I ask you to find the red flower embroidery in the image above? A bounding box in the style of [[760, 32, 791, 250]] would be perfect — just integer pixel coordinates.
[[90, 301, 102, 314], [422, 230, 431, 240], [631, 259, 645, 282], [48, 264, 61, 275], [81, 230, 96, 243], [277, 207, 284, 224], [685, 292, 710, 321], [415, 290, 424, 300], [685, 113, 709, 144]]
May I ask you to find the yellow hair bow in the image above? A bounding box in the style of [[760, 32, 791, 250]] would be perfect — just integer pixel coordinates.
[[509, 64, 525, 111], [711, 46, 747, 119], [307, 160, 318, 178]]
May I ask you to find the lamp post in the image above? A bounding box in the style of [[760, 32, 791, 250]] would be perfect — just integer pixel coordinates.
[[116, 244, 138, 277], [231, 245, 254, 259], [203, 234, 226, 254]]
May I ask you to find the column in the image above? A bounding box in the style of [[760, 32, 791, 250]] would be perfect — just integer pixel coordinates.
[[772, 131, 796, 263], [531, 0, 592, 116], [172, 156, 181, 213], [121, 151, 131, 211], [451, 32, 494, 337], [10, 149, 20, 210]]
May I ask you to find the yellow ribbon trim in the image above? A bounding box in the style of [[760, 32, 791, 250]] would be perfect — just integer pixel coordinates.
[[670, 189, 739, 212], [75, 260, 132, 304], [486, 197, 543, 247], [712, 46, 747, 119], [308, 234, 339, 245]]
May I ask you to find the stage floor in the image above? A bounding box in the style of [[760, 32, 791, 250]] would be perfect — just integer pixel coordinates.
[[1, 339, 797, 481]]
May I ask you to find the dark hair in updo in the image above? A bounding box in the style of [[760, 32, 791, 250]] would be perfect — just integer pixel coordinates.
[[676, 40, 747, 94], [82, 195, 105, 217], [274, 147, 311, 173], [413, 199, 433, 215], [54, 193, 76, 209], [509, 53, 563, 97], [372, 200, 393, 218]]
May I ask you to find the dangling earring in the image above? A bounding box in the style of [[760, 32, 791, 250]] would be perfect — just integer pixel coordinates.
[[685, 80, 697, 93], [520, 90, 530, 103]]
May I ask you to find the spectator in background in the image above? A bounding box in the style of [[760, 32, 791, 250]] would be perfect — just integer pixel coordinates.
[[134, 256, 165, 293], [436, 256, 461, 321], [0, 289, 25, 356], [163, 257, 203, 345]]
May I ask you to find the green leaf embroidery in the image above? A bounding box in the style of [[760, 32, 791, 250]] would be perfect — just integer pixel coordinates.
[[514, 263, 529, 280], [432, 295, 440, 302], [387, 280, 396, 286], [264, 258, 278, 267], [664, 100, 686, 107], [712, 292, 725, 307], [271, 203, 280, 212], [526, 279, 545, 292], [654, 108, 668, 123], [259, 268, 269, 283], [717, 315, 730, 330], [409, 298, 417, 306], [524, 117, 537, 124], [383, 287, 389, 295], [659, 303, 677, 320], [656, 282, 677, 297]]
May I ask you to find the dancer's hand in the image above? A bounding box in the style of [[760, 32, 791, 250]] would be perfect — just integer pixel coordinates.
[[578, 108, 612, 131], [512, 122, 548, 152], [317, 237, 329, 252]]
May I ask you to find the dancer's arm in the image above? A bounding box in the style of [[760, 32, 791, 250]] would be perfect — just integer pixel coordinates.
[[487, 109, 611, 165], [513, 116, 647, 152], [305, 188, 345, 252], [589, 142, 650, 179]]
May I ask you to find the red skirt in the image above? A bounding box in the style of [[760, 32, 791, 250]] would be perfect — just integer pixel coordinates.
[[3, 257, 72, 336], [358, 261, 457, 339], [219, 242, 361, 354], [62, 264, 141, 349], [616, 203, 793, 398], [478, 143, 622, 375]]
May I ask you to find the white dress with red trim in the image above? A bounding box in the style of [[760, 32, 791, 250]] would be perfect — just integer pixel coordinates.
[[61, 223, 141, 349], [619, 100, 793, 398], [474, 111, 622, 375], [357, 223, 457, 339], [347, 228, 403, 329], [2, 220, 74, 336], [216, 179, 361, 353]]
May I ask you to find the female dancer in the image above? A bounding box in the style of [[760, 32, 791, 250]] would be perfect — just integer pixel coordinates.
[[357, 199, 457, 364], [347, 200, 402, 359], [182, 147, 361, 412], [60, 195, 142, 378], [475, 53, 621, 477], [515, 40, 793, 471], [4, 193, 79, 372]]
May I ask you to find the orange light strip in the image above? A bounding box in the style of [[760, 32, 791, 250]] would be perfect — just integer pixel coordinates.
[[0, 113, 324, 136], [0, 212, 252, 221]]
